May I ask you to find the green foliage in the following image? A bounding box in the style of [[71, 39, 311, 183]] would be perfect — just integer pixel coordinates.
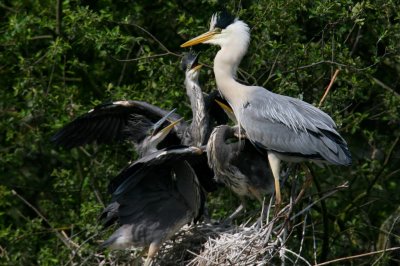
[[1, 0, 399, 264]]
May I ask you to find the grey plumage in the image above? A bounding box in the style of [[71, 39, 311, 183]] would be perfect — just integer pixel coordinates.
[[181, 11, 352, 204], [207, 125, 274, 201], [51, 100, 185, 151], [238, 87, 351, 165], [100, 146, 204, 253]]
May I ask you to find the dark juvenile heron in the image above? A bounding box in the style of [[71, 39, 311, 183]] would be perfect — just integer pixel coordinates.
[[181, 11, 352, 204], [51, 53, 226, 151], [50, 52, 229, 192], [98, 114, 184, 228], [100, 120, 205, 266], [207, 124, 274, 220]]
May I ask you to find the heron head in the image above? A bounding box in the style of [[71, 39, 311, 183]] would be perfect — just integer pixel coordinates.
[[180, 11, 249, 49], [181, 51, 202, 80], [148, 109, 183, 144]]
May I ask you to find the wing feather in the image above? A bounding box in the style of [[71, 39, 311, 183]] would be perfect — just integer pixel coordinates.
[[239, 87, 351, 165], [51, 100, 187, 148]]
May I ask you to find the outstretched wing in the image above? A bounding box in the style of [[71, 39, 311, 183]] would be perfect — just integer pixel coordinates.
[[51, 100, 187, 148], [239, 87, 351, 165], [109, 146, 203, 200]]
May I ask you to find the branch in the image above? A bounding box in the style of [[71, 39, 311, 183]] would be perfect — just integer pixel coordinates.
[[112, 52, 172, 62], [314, 247, 400, 266], [11, 189, 80, 251], [318, 69, 340, 107]]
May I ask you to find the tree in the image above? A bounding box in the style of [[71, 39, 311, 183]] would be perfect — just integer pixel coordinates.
[[1, 0, 399, 264]]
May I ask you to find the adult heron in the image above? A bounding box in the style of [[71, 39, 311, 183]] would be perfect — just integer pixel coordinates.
[[181, 11, 352, 204]]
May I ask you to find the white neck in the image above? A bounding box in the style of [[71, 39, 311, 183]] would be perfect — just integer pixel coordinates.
[[212, 20, 250, 104]]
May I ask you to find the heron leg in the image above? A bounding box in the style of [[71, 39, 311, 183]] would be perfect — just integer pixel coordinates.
[[144, 242, 160, 266], [267, 152, 281, 206]]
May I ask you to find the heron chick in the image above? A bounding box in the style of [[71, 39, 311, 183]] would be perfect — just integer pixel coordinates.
[[100, 119, 204, 266], [207, 124, 274, 221]]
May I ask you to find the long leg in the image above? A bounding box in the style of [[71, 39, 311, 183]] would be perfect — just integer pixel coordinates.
[[144, 242, 160, 266], [267, 152, 282, 206]]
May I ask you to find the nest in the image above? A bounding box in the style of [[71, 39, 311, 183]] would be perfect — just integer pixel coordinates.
[[189, 222, 277, 265], [103, 182, 348, 265], [154, 208, 288, 266]]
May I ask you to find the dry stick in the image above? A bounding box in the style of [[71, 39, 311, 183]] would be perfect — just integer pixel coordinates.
[[314, 247, 400, 266], [318, 69, 340, 107], [290, 182, 348, 221], [11, 190, 80, 251], [187, 249, 218, 265], [293, 212, 308, 266], [280, 248, 312, 266], [294, 165, 313, 204]]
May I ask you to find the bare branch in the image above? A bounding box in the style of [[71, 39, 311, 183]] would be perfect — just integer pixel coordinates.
[[318, 69, 340, 107], [11, 189, 80, 251], [315, 247, 400, 266]]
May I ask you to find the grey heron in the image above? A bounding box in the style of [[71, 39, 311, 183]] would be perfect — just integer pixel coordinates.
[[101, 132, 204, 266], [50, 52, 230, 192], [207, 124, 274, 221], [181, 11, 352, 205], [180, 51, 230, 146]]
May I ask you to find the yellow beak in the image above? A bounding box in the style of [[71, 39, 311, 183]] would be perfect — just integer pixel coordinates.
[[215, 99, 233, 114], [191, 64, 203, 72], [215, 100, 238, 124], [159, 118, 184, 135], [181, 30, 218, 47]]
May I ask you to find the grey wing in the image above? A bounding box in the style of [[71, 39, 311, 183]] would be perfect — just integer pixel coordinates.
[[240, 87, 351, 165], [109, 146, 203, 199], [174, 161, 202, 219], [102, 166, 193, 248], [51, 100, 187, 148]]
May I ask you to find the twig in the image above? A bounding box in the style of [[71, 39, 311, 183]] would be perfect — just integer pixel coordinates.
[[314, 247, 400, 266], [112, 52, 172, 62], [293, 212, 308, 266], [262, 51, 281, 87], [309, 166, 329, 262], [318, 69, 340, 107], [56, 0, 62, 36], [366, 136, 399, 195], [110, 21, 180, 57], [370, 76, 400, 98], [11, 189, 80, 251], [280, 248, 312, 266], [187, 250, 218, 265], [291, 182, 348, 220], [117, 42, 136, 86]]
